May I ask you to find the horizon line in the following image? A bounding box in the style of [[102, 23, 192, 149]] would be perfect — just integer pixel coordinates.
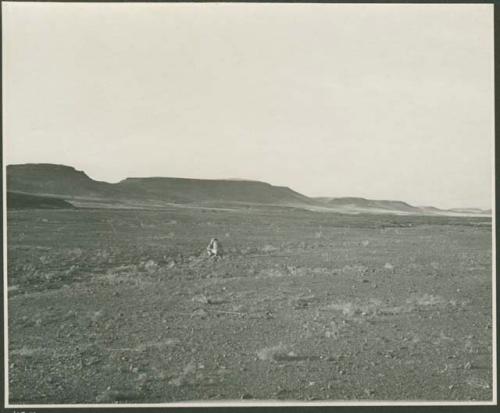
[[6, 162, 492, 212]]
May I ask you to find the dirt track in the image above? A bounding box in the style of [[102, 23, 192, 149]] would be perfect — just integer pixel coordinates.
[[7, 208, 493, 403]]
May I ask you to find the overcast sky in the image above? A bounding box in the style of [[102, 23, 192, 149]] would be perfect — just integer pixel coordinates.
[[3, 2, 494, 209]]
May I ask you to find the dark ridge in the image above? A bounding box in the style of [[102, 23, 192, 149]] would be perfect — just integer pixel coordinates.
[[7, 191, 76, 210], [7, 163, 122, 199], [116, 176, 313, 205], [7, 163, 313, 206]]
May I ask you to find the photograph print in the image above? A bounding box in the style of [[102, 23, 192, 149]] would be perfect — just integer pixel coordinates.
[[2, 1, 496, 407]]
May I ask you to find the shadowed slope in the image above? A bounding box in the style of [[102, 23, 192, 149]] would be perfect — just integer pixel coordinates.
[[7, 191, 76, 209]]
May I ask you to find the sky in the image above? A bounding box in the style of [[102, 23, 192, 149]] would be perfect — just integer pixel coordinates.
[[2, 2, 494, 209]]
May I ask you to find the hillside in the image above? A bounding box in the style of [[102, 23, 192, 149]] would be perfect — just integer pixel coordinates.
[[314, 197, 420, 214], [314, 197, 491, 216], [7, 164, 312, 208], [117, 177, 312, 205], [7, 164, 120, 200], [7, 191, 76, 210], [6, 163, 490, 216]]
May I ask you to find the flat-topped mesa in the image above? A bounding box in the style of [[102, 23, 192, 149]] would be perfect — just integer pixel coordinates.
[[116, 176, 312, 205], [7, 164, 313, 206], [7, 163, 115, 198], [119, 176, 267, 184], [8, 163, 85, 176], [316, 197, 416, 210]]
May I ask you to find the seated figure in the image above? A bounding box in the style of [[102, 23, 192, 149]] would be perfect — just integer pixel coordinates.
[[207, 238, 223, 259]]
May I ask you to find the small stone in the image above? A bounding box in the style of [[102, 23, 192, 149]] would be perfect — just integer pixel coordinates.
[[192, 295, 209, 304], [191, 308, 209, 319], [144, 260, 158, 273]]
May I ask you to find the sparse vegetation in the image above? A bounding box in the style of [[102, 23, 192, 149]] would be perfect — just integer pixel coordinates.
[[7, 207, 493, 403]]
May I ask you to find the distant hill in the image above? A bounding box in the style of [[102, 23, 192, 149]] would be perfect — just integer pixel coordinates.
[[7, 163, 312, 208], [314, 197, 491, 216], [117, 177, 313, 205], [7, 164, 120, 200], [7, 191, 76, 210], [448, 208, 488, 214], [314, 197, 419, 214], [6, 163, 491, 216]]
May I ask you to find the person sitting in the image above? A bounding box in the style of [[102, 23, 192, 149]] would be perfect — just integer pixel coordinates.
[[207, 238, 223, 259]]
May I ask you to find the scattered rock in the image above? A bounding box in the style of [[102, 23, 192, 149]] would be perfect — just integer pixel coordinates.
[[207, 296, 228, 305], [144, 260, 158, 273], [256, 343, 288, 361], [262, 245, 278, 253], [169, 361, 196, 387], [291, 296, 315, 309], [364, 388, 375, 396], [90, 310, 104, 322], [466, 376, 490, 389], [342, 264, 368, 274], [191, 309, 209, 319], [192, 295, 209, 304], [258, 268, 287, 278], [96, 388, 142, 403], [407, 294, 446, 307], [328, 302, 358, 317]]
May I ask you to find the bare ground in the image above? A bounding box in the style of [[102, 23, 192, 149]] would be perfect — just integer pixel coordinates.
[[6, 207, 493, 403]]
